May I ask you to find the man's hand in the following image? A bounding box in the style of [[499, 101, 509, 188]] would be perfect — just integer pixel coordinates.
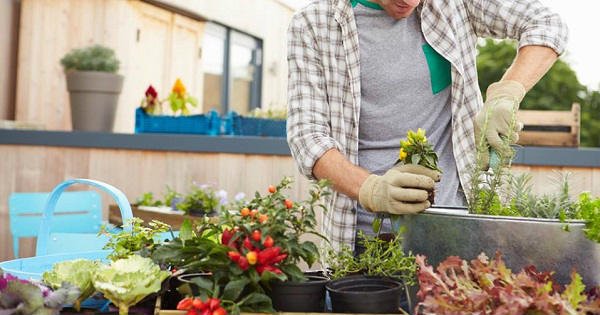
[[474, 80, 526, 166], [358, 164, 440, 215]]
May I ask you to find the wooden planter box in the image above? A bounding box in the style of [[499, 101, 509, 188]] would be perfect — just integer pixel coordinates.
[[108, 204, 218, 229]]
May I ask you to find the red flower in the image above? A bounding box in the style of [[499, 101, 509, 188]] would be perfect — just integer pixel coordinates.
[[145, 85, 158, 99]]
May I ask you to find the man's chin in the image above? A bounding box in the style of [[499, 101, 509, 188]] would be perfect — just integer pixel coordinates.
[[386, 7, 416, 19]]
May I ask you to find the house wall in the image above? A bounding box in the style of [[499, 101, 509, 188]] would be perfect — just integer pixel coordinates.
[[13, 0, 294, 132]]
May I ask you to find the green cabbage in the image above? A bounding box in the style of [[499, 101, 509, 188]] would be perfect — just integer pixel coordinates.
[[92, 255, 169, 315], [42, 259, 100, 311]]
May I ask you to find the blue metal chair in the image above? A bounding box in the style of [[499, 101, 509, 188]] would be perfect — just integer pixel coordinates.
[[8, 191, 103, 258]]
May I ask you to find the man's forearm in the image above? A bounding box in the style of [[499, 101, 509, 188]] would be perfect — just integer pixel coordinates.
[[313, 148, 370, 200], [501, 45, 558, 91]]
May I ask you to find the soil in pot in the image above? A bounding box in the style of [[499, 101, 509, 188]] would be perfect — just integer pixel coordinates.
[[266, 271, 329, 312], [326, 275, 406, 314]]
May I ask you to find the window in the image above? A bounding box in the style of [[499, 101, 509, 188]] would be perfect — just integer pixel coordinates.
[[202, 22, 262, 115]]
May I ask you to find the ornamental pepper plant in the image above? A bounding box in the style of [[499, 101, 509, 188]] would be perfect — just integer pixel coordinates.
[[219, 177, 330, 283]]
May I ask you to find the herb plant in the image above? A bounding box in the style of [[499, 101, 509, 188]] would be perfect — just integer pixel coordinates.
[[326, 230, 416, 286], [415, 252, 600, 314], [176, 184, 220, 216], [60, 44, 119, 73], [100, 218, 171, 261]]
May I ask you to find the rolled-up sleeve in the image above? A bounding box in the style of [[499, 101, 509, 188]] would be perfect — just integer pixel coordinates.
[[286, 13, 339, 180], [465, 0, 568, 55]]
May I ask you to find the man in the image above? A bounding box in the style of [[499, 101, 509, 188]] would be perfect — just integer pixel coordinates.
[[286, 0, 567, 251]]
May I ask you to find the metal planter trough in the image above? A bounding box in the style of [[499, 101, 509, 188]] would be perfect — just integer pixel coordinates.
[[394, 207, 600, 287]]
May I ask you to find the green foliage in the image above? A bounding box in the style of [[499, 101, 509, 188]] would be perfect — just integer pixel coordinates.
[[151, 220, 230, 273], [326, 231, 417, 286], [177, 184, 220, 216], [100, 218, 171, 261], [60, 44, 120, 73], [135, 192, 164, 207], [477, 39, 600, 147]]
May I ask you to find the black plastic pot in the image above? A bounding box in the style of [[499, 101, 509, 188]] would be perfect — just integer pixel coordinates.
[[266, 272, 329, 312], [326, 275, 405, 314]]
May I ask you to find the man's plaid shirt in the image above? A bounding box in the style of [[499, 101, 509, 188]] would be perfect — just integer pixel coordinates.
[[286, 0, 568, 250]]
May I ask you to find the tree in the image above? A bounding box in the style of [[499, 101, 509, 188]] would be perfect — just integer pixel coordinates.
[[476, 39, 600, 147]]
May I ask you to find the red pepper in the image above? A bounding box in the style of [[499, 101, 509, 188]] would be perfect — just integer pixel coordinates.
[[237, 256, 249, 270], [192, 298, 205, 310], [227, 251, 241, 262], [284, 199, 293, 209], [252, 230, 261, 242], [200, 309, 211, 315], [177, 297, 194, 310], [273, 253, 287, 264], [207, 298, 221, 310], [212, 307, 227, 315], [243, 237, 254, 250], [256, 264, 283, 275], [263, 235, 274, 248], [257, 247, 281, 265], [187, 309, 200, 315], [221, 229, 234, 246]]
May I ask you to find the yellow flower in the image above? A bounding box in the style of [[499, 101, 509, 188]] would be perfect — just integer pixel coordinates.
[[399, 148, 407, 161], [172, 78, 186, 96], [416, 128, 426, 141], [400, 139, 410, 148]]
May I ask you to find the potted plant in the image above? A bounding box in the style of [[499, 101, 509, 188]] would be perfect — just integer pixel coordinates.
[[393, 126, 600, 287], [136, 81, 220, 135], [216, 178, 330, 312], [415, 252, 600, 314], [226, 107, 287, 137], [325, 231, 417, 314], [61, 44, 123, 132]]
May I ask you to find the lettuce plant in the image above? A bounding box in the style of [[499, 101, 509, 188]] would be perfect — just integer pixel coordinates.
[[42, 259, 100, 311], [92, 255, 170, 315], [415, 253, 600, 314]]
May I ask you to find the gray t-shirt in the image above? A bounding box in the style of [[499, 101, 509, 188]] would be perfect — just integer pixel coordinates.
[[353, 2, 466, 235]]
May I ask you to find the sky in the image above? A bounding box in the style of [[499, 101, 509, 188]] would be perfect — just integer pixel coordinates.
[[283, 0, 600, 89]]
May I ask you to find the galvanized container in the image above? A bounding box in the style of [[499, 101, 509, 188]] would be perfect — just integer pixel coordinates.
[[394, 207, 600, 287]]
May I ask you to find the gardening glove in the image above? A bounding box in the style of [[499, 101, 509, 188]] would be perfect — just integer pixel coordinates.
[[474, 80, 526, 167], [358, 165, 439, 215]]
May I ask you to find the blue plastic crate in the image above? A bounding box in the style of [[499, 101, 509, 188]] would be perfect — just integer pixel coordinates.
[[226, 112, 286, 137], [135, 107, 220, 135]]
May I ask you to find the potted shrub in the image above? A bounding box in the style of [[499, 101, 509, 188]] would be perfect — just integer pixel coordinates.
[[415, 252, 600, 314], [61, 44, 123, 132], [325, 231, 417, 314]]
